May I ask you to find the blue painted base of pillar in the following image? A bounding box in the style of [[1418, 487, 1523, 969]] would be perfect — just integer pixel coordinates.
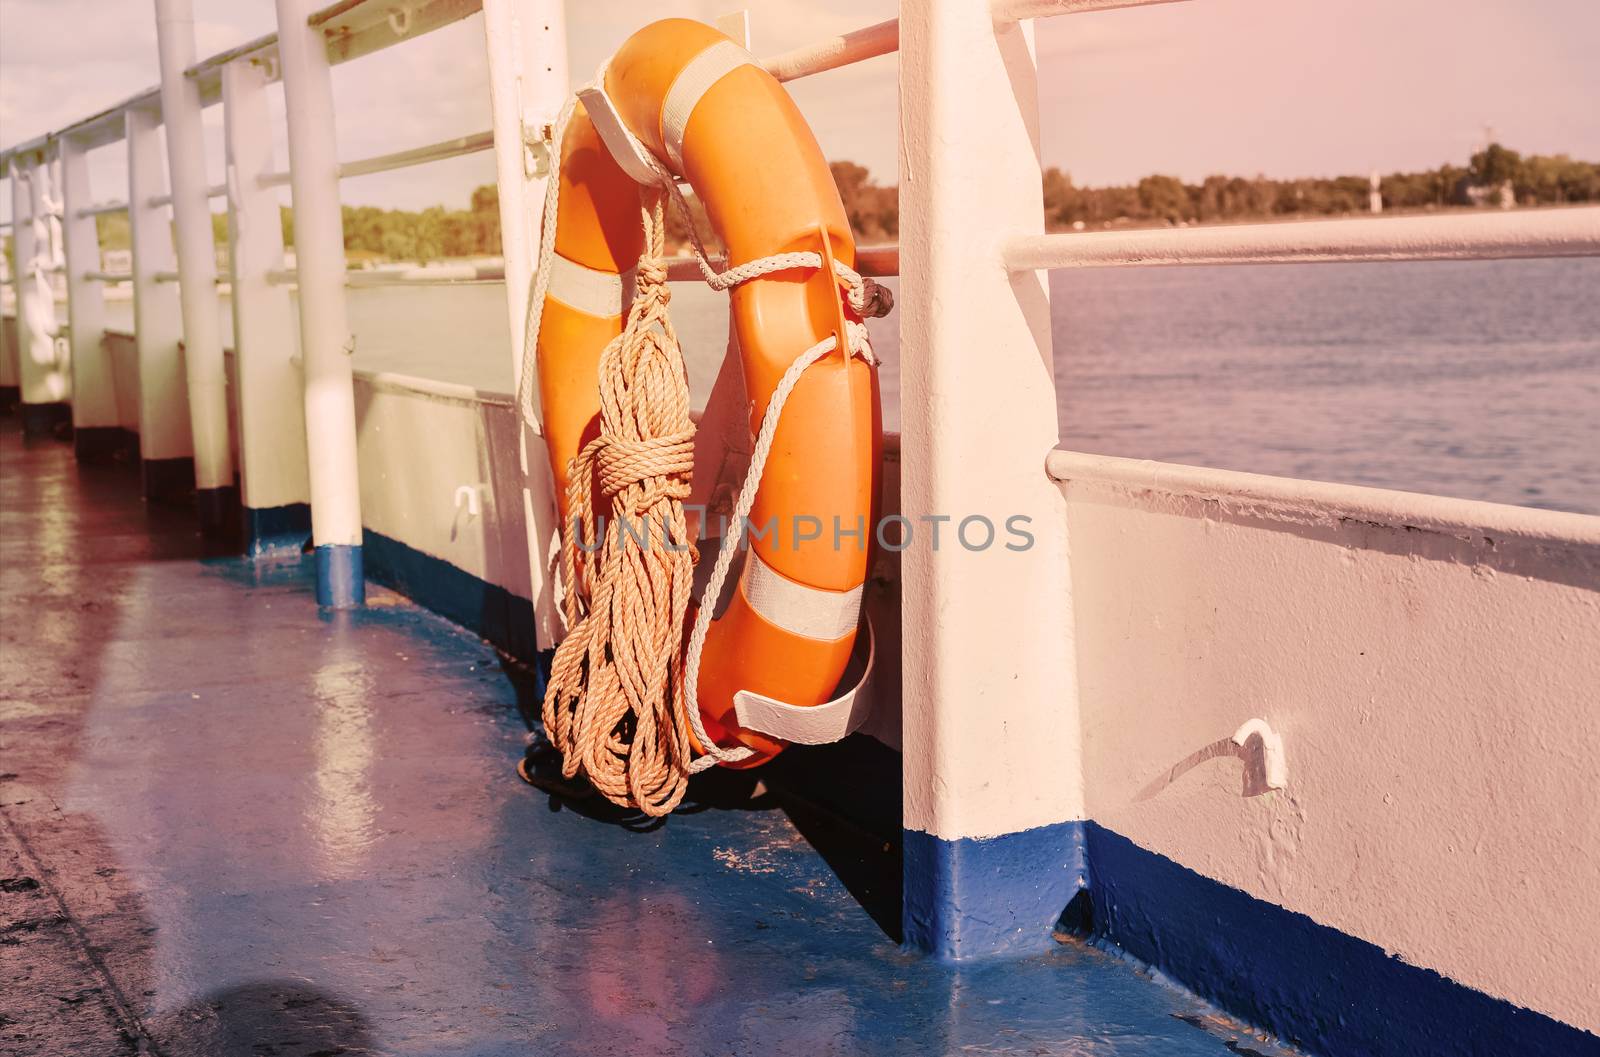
[[20, 401, 70, 440], [315, 543, 364, 609], [142, 457, 195, 505], [244, 503, 312, 557], [902, 819, 1087, 962], [73, 426, 138, 465], [196, 485, 241, 547]]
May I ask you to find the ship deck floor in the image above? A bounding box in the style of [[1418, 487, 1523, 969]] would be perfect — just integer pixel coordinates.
[[0, 416, 1291, 1056]]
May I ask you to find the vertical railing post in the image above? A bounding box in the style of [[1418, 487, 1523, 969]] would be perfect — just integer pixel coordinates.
[[897, 1, 1083, 959], [59, 132, 120, 461], [480, 0, 571, 647], [154, 0, 235, 537], [275, 0, 365, 607], [0, 201, 19, 406], [126, 105, 195, 501], [10, 152, 71, 438], [222, 55, 312, 555]]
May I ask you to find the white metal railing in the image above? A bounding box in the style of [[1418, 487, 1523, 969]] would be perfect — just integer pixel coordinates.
[[75, 200, 131, 219], [258, 129, 497, 188], [180, 0, 486, 103]]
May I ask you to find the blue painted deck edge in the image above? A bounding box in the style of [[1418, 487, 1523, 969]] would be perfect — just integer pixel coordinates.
[[1080, 822, 1600, 1057], [361, 528, 541, 662], [242, 502, 311, 556], [315, 543, 365, 608], [902, 820, 1087, 961]]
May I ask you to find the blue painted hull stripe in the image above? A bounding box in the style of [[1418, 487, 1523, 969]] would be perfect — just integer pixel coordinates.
[[361, 528, 542, 663], [243, 502, 312, 556], [902, 819, 1599, 1055], [1079, 822, 1599, 1056]]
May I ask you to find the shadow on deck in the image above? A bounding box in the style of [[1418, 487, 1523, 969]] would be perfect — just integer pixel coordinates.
[[0, 416, 1294, 1056]]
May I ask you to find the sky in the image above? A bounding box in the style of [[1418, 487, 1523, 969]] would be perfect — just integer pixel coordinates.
[[2, 0, 1598, 218]]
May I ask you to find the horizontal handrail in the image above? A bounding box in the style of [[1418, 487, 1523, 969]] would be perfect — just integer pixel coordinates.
[[260, 130, 495, 187], [267, 263, 503, 286], [762, 19, 898, 82], [76, 201, 130, 219], [1, 88, 160, 161], [993, 0, 1193, 21], [184, 0, 482, 105], [1004, 207, 1600, 270], [0, 0, 486, 160], [1047, 449, 1600, 548], [342, 129, 494, 180], [154, 270, 180, 283], [85, 270, 133, 282], [147, 181, 228, 209]]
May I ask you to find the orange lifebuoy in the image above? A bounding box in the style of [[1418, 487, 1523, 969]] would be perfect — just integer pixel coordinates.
[[533, 19, 879, 769]]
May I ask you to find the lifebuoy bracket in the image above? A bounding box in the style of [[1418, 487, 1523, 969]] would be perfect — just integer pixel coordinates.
[[731, 619, 876, 745]]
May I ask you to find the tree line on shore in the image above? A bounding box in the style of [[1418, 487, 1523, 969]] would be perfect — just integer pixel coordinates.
[[53, 142, 1597, 266]]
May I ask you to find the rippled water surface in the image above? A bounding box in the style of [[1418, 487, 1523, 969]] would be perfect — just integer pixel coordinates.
[[1048, 257, 1600, 515]]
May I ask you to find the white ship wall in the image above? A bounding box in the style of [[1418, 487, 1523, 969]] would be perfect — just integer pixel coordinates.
[[1056, 451, 1600, 1033]]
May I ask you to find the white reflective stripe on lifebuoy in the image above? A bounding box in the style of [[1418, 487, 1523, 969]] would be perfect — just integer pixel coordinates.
[[546, 253, 635, 319], [733, 618, 875, 745], [661, 40, 759, 176], [739, 548, 862, 642]]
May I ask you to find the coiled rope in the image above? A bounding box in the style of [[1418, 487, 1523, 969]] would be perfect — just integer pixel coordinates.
[[520, 81, 891, 813]]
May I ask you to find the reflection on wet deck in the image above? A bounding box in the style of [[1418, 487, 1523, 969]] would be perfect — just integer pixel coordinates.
[[0, 419, 1291, 1056]]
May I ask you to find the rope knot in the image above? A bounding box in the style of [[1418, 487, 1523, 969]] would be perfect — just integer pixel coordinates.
[[594, 432, 695, 499], [846, 275, 893, 319], [636, 257, 669, 290]]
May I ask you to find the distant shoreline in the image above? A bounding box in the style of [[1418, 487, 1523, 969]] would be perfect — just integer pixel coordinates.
[[1037, 201, 1598, 237]]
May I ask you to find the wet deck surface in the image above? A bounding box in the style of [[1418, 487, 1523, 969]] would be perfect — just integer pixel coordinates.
[[0, 418, 1292, 1056]]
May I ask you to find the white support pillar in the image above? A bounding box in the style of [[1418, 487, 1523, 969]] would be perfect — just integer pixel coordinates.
[[10, 153, 72, 436], [154, 0, 235, 535], [126, 105, 194, 500], [897, 0, 1083, 959], [59, 132, 121, 460], [480, 0, 570, 647], [275, 0, 364, 607], [222, 56, 311, 555]]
